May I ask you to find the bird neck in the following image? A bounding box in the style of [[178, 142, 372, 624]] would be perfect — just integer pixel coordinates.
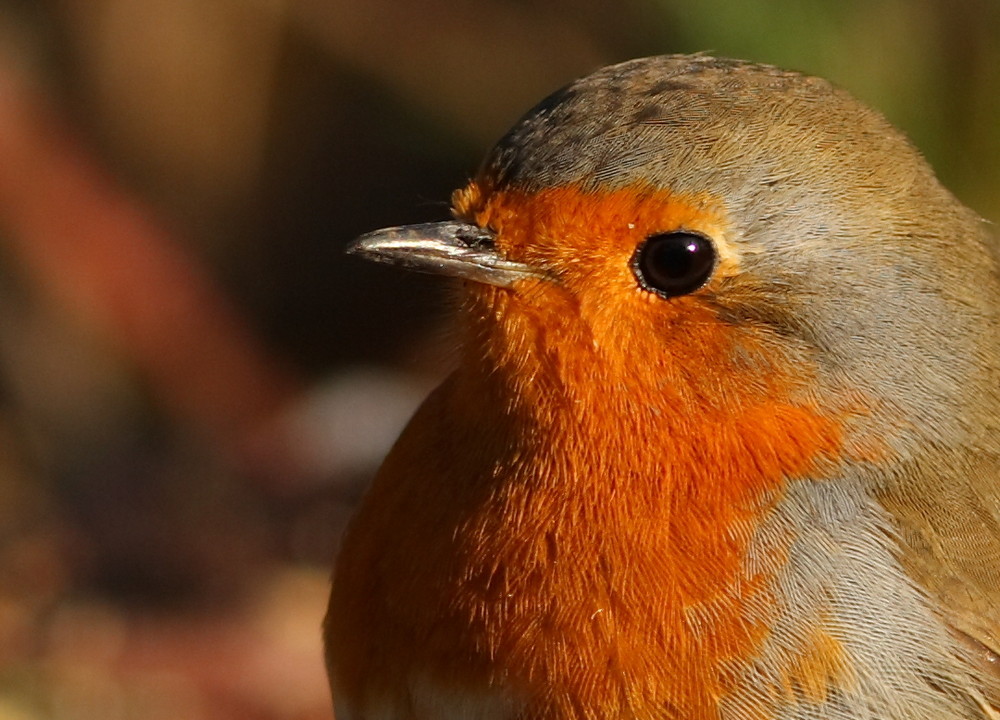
[[455, 282, 844, 492]]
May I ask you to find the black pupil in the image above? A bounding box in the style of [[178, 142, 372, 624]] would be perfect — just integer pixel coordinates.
[[633, 231, 715, 298]]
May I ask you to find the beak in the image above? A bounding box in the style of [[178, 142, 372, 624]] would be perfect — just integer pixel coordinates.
[[347, 221, 546, 287]]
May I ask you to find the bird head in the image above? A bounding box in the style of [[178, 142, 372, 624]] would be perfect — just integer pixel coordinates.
[[353, 55, 1000, 459]]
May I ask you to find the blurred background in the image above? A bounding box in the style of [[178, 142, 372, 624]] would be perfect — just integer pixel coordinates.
[[0, 0, 996, 718]]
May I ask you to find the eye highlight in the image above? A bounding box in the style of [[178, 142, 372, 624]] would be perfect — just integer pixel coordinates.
[[631, 231, 716, 298]]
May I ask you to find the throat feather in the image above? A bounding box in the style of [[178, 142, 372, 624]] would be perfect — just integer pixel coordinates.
[[431, 326, 844, 716]]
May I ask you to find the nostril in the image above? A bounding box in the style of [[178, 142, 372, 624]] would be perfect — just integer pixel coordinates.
[[455, 225, 496, 250]]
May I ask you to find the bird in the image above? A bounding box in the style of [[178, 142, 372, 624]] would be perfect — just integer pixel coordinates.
[[324, 54, 1000, 720]]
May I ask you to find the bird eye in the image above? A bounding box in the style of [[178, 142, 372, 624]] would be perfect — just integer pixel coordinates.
[[631, 231, 716, 298]]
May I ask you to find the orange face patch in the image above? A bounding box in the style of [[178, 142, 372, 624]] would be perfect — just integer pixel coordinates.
[[452, 180, 792, 414], [455, 179, 740, 287], [329, 180, 852, 719]]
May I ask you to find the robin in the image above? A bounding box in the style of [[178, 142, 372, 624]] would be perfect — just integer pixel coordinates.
[[325, 55, 1000, 720]]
